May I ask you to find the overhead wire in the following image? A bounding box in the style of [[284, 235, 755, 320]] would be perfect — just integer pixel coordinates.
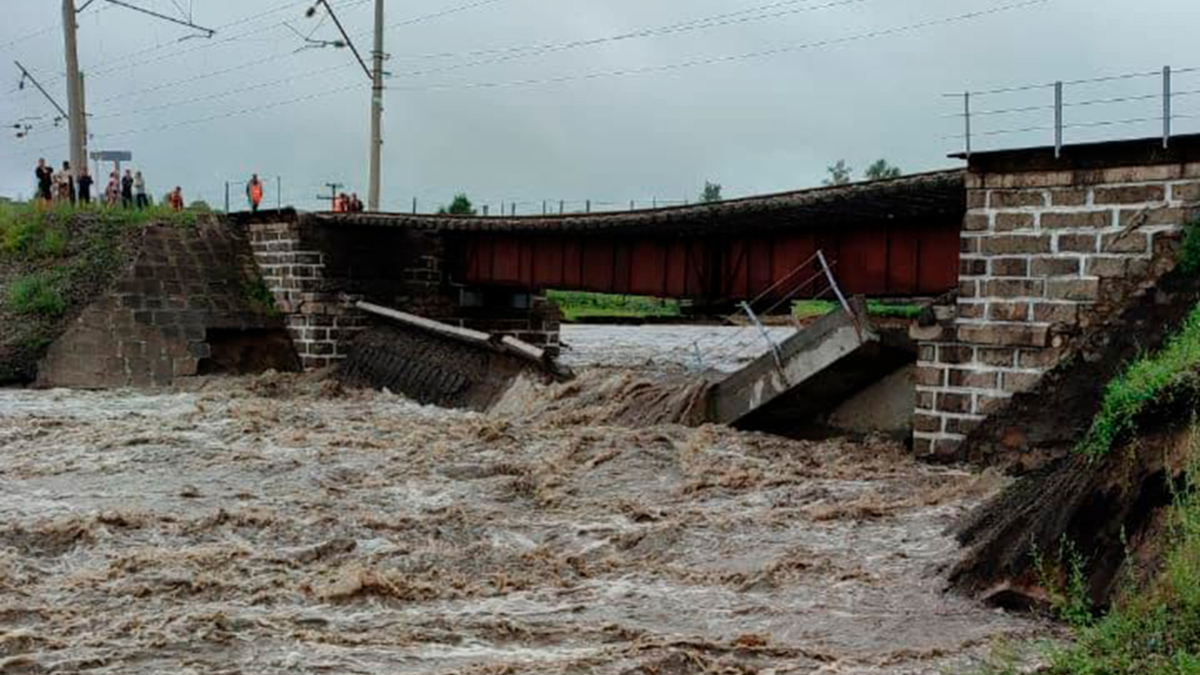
[[387, 0, 1052, 93], [389, 0, 878, 80]]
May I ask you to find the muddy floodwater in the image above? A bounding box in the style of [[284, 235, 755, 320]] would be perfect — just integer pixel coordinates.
[[0, 326, 1045, 674]]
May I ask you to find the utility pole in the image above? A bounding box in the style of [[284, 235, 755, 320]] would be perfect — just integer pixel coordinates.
[[54, 1, 213, 178], [304, 0, 384, 211], [62, 0, 87, 174], [368, 0, 384, 211]]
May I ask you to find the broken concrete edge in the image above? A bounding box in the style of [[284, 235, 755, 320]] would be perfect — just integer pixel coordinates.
[[355, 300, 573, 380], [710, 298, 880, 425]]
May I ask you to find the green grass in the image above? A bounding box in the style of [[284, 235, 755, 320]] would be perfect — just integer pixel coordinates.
[[1179, 217, 1200, 276], [793, 299, 925, 320], [0, 201, 198, 263], [547, 290, 682, 322], [6, 271, 67, 317], [1078, 304, 1200, 458], [1042, 436, 1200, 674]]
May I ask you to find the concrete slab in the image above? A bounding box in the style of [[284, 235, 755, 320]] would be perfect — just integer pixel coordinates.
[[709, 300, 880, 426]]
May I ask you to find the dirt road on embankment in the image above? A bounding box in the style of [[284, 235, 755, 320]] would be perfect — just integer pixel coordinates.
[[0, 327, 1046, 674]]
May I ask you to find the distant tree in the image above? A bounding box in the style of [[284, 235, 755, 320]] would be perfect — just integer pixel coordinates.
[[864, 159, 903, 181], [700, 181, 723, 203], [438, 193, 476, 216], [823, 160, 853, 186], [188, 200, 212, 212]]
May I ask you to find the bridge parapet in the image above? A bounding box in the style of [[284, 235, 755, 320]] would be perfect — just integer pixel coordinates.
[[915, 135, 1200, 460]]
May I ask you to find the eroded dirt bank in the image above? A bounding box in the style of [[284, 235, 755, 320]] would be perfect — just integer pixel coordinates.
[[0, 371, 1043, 674]]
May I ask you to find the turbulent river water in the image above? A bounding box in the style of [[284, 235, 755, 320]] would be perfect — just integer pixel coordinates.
[[0, 326, 1045, 674]]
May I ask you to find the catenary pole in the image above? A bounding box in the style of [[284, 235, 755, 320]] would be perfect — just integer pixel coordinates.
[[368, 0, 384, 211], [62, 0, 87, 174]]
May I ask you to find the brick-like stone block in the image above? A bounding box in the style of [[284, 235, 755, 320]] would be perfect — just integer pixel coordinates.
[[1033, 302, 1078, 324], [961, 258, 987, 277], [915, 389, 935, 410], [976, 347, 1016, 367], [958, 302, 985, 320], [967, 191, 987, 209], [1031, 256, 1081, 277], [913, 413, 943, 433], [982, 171, 1075, 189], [995, 212, 1036, 232], [1057, 233, 1098, 253], [948, 368, 999, 389], [990, 190, 1046, 208], [1101, 232, 1149, 254], [981, 235, 1052, 255], [1092, 165, 1183, 184], [990, 258, 1029, 277], [1046, 278, 1100, 301], [961, 236, 980, 254], [937, 392, 973, 414], [1040, 211, 1113, 230], [1094, 185, 1166, 204], [938, 345, 975, 365], [918, 344, 937, 362], [988, 302, 1030, 322], [1017, 347, 1066, 369], [945, 416, 983, 436], [957, 324, 1049, 348], [1050, 188, 1088, 206], [959, 280, 978, 299], [964, 214, 990, 232], [1086, 257, 1128, 277], [977, 394, 1012, 415], [1120, 206, 1194, 228], [983, 278, 1045, 298], [1002, 371, 1041, 394], [1172, 182, 1200, 202]]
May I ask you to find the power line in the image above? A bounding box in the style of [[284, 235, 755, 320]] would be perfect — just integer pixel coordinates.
[[389, 0, 877, 80], [11, 0, 1048, 139], [388, 0, 1052, 93]]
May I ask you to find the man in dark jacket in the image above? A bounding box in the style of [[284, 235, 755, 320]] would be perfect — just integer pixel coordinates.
[[35, 158, 53, 203], [77, 169, 94, 204], [121, 169, 134, 208]]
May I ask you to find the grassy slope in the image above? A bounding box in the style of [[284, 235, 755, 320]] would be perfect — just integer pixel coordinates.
[[980, 219, 1200, 674], [0, 201, 197, 382], [546, 291, 924, 323], [546, 290, 682, 322]]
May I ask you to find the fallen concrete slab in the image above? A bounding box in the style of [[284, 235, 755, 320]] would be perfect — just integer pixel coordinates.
[[708, 298, 881, 426]]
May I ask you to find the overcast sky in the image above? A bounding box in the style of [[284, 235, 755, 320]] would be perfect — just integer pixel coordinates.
[[1, 0, 1198, 211]]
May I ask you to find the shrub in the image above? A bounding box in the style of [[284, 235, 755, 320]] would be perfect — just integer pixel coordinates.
[[7, 272, 66, 317], [1079, 304, 1200, 457]]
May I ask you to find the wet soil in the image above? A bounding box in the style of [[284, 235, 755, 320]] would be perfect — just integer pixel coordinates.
[[0, 369, 1044, 674]]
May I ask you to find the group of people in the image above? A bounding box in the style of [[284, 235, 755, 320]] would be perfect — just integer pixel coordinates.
[[34, 157, 188, 212], [332, 191, 365, 213]]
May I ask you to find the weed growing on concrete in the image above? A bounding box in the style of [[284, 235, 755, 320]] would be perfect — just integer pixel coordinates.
[[1044, 429, 1200, 674], [1079, 303, 1200, 457], [244, 277, 280, 317], [1179, 216, 1200, 276]]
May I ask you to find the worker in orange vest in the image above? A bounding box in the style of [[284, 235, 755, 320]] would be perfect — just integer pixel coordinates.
[[246, 174, 264, 213]]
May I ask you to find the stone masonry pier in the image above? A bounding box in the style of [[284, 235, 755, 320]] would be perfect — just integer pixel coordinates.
[[914, 136, 1200, 460]]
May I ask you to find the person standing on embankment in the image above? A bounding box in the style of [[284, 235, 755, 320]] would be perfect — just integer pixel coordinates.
[[134, 171, 148, 209], [246, 174, 263, 213]]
